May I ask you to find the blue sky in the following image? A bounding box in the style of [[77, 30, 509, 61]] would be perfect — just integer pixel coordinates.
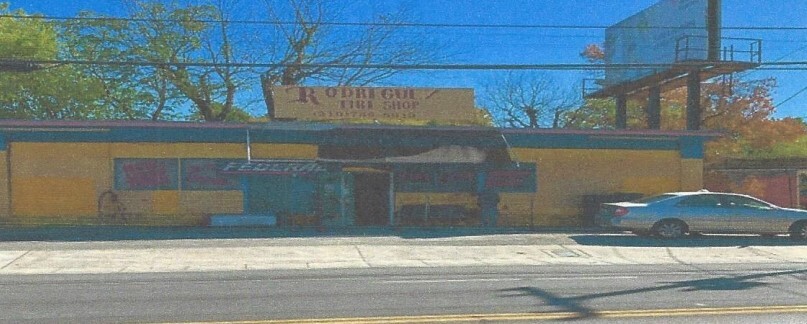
[[8, 0, 807, 119]]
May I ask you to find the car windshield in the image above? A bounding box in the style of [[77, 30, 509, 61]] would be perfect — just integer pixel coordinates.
[[631, 194, 678, 204]]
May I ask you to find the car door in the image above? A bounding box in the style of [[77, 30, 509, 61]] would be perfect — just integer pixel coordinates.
[[720, 195, 787, 233], [672, 194, 726, 232]]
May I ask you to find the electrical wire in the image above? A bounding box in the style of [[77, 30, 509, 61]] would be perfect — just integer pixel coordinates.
[[775, 85, 807, 109], [2, 59, 807, 71], [3, 13, 806, 107], [2, 14, 807, 31]]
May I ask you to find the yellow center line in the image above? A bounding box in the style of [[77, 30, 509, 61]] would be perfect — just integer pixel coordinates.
[[171, 305, 807, 324]]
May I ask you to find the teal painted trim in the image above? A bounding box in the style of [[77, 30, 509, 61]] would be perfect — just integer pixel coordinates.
[[320, 129, 506, 148], [241, 176, 249, 214], [7, 126, 505, 148], [3, 123, 707, 155], [505, 133, 682, 151], [679, 136, 706, 159], [0, 134, 5, 151], [8, 127, 321, 145]]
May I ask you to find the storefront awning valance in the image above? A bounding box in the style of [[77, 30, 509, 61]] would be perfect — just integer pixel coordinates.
[[317, 126, 514, 166], [318, 145, 490, 164]]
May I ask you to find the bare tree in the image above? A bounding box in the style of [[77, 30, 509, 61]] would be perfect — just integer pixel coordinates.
[[258, 0, 440, 118], [482, 72, 579, 128], [63, 0, 442, 121]]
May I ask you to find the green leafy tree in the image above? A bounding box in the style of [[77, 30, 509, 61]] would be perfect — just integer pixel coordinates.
[[0, 3, 108, 119], [0, 4, 55, 60], [66, 0, 253, 121], [753, 132, 807, 158], [61, 11, 183, 120]]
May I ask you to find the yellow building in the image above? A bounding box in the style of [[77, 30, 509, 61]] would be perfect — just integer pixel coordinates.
[[0, 120, 713, 228]]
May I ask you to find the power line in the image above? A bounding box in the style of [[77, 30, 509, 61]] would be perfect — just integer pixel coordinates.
[[2, 14, 807, 31], [3, 59, 807, 71], [775, 85, 807, 109]]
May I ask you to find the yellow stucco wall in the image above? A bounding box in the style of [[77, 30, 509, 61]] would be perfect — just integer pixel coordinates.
[[505, 148, 694, 226], [391, 148, 703, 227], [498, 193, 539, 226], [6, 139, 703, 227], [11, 143, 112, 220], [680, 158, 704, 191], [109, 142, 246, 158], [12, 177, 97, 217], [7, 142, 314, 225]]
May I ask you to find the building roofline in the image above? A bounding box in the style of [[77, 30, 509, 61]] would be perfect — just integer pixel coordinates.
[[500, 127, 721, 138], [0, 119, 720, 138], [0, 119, 249, 130]]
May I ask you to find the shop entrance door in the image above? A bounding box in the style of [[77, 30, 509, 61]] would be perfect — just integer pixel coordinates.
[[353, 172, 390, 226]]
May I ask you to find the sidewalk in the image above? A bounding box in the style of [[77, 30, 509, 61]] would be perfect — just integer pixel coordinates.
[[1, 226, 806, 275]]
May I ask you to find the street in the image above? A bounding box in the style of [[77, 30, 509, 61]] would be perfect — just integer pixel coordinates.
[[2, 264, 807, 323], [1, 232, 807, 323]]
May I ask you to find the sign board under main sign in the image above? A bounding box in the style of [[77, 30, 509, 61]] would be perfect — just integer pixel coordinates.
[[272, 86, 477, 123], [220, 161, 330, 175]]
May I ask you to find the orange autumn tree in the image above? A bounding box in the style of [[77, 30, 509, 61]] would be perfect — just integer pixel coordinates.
[[570, 44, 807, 165], [680, 78, 805, 164]]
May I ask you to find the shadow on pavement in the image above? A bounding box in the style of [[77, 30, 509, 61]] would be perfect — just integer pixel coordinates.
[[570, 233, 807, 247], [499, 268, 807, 320]]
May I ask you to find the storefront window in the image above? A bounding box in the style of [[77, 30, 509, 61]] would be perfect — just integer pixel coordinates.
[[114, 159, 178, 190], [395, 165, 478, 193], [485, 165, 537, 192], [181, 159, 241, 190]]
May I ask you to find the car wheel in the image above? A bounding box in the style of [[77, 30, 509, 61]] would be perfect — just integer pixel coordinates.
[[791, 222, 807, 240], [654, 220, 687, 239]]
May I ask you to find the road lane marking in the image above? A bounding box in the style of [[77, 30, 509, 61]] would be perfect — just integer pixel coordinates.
[[381, 278, 523, 283], [380, 275, 639, 284], [168, 305, 807, 323]]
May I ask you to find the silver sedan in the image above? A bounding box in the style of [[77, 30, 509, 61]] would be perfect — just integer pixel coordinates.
[[595, 191, 807, 239]]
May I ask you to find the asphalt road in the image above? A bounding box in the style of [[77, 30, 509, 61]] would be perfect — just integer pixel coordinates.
[[2, 263, 807, 323], [2, 231, 806, 323]]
